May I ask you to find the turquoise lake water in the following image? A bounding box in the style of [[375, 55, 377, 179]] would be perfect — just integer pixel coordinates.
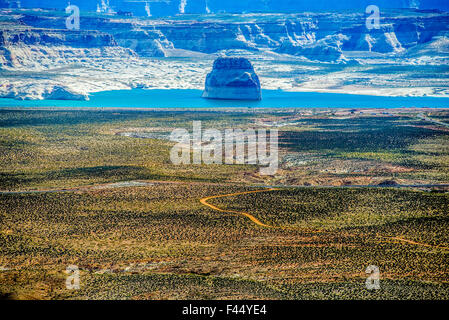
[[1, 89, 449, 109]]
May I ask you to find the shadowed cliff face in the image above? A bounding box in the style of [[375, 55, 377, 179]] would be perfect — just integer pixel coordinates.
[[202, 57, 261, 100]]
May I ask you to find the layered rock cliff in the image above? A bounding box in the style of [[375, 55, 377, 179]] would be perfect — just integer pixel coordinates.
[[202, 57, 261, 100], [6, 9, 448, 61], [11, 0, 449, 17], [1, 8, 448, 100]]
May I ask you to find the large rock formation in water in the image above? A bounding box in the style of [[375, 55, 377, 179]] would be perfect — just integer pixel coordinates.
[[202, 57, 261, 100]]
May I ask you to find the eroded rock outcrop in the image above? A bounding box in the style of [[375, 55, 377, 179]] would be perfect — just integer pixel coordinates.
[[43, 86, 88, 101], [202, 57, 261, 100]]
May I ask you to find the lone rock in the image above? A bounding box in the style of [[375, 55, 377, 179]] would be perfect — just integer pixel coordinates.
[[202, 57, 261, 100]]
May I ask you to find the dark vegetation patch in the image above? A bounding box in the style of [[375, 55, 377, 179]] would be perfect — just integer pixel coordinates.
[[210, 188, 449, 229], [279, 117, 443, 153]]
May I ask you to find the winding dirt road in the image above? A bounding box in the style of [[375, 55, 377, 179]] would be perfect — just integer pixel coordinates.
[[2, 181, 448, 251], [200, 188, 277, 228], [199, 188, 449, 251], [380, 235, 449, 251]]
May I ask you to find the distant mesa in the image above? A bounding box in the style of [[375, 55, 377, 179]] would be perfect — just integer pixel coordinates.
[[202, 57, 262, 101], [44, 86, 88, 101]]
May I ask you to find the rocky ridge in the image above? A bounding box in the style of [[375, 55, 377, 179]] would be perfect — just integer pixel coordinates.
[[202, 57, 261, 100], [4, 9, 449, 61], [10, 0, 449, 17]]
